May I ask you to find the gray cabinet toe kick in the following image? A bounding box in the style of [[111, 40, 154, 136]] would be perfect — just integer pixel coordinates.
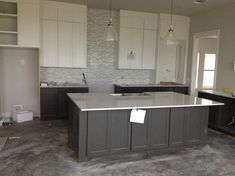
[[68, 100, 209, 162]]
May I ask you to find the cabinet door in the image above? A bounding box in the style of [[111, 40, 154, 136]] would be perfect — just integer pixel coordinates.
[[131, 110, 150, 152], [41, 1, 57, 20], [169, 108, 185, 147], [87, 111, 109, 157], [18, 0, 40, 47], [149, 109, 169, 149], [58, 7, 73, 22], [58, 21, 73, 67], [142, 30, 157, 69], [110, 111, 131, 154], [119, 27, 143, 69], [40, 88, 58, 120], [73, 23, 87, 68], [41, 20, 57, 67]]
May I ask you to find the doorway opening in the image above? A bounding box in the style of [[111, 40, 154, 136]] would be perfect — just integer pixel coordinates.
[[190, 30, 220, 95]]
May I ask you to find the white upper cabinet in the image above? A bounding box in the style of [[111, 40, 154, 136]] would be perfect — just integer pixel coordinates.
[[58, 21, 73, 67], [41, 20, 57, 67], [142, 29, 157, 69], [41, 1, 57, 20], [156, 13, 190, 84], [73, 23, 87, 68], [159, 14, 190, 40], [119, 28, 143, 69], [18, 0, 40, 48], [40, 1, 87, 68], [119, 10, 158, 70]]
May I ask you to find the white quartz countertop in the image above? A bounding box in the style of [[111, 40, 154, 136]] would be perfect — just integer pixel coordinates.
[[68, 92, 224, 111], [199, 90, 235, 99], [115, 84, 189, 87]]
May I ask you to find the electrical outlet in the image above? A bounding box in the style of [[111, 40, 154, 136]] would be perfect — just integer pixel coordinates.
[[13, 105, 23, 111]]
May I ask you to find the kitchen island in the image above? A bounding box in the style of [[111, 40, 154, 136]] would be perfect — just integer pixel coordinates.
[[68, 92, 223, 162]]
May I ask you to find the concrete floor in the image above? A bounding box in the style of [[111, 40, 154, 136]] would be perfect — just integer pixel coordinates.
[[0, 120, 235, 176]]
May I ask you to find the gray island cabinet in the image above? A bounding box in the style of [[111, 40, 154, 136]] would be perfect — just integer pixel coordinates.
[[68, 92, 223, 162]]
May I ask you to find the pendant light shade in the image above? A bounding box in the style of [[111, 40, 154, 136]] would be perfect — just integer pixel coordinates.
[[105, 0, 118, 41], [165, 0, 177, 45]]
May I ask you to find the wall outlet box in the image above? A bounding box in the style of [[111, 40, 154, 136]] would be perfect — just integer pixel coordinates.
[[13, 111, 33, 123]]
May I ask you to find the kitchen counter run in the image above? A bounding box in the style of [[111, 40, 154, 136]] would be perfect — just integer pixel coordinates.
[[68, 92, 223, 111]]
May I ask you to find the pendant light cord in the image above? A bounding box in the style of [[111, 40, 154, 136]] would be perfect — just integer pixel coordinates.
[[109, 0, 112, 20], [170, 0, 173, 27]]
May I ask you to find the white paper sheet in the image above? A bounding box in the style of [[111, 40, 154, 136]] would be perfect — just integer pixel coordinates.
[[130, 109, 146, 124]]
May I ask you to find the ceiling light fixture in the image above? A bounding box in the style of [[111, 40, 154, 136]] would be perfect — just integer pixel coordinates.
[[105, 0, 118, 41], [193, 0, 207, 4], [165, 0, 178, 45]]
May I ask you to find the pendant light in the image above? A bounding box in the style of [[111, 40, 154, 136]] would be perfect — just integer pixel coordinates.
[[105, 0, 118, 41], [165, 0, 178, 45]]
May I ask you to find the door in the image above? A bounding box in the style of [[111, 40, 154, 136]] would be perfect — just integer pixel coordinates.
[[142, 29, 157, 69], [119, 27, 143, 69], [41, 20, 57, 67], [149, 109, 169, 149], [73, 23, 87, 68], [58, 21, 73, 67]]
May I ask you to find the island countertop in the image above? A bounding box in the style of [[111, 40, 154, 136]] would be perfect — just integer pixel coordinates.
[[68, 92, 223, 111]]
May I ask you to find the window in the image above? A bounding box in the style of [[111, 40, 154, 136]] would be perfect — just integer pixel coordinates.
[[202, 54, 216, 89]]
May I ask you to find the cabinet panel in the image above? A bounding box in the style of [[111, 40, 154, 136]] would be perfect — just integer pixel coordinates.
[[131, 111, 149, 152], [185, 107, 205, 144], [142, 30, 157, 69], [169, 108, 185, 147], [41, 2, 57, 20], [41, 20, 57, 67], [87, 111, 109, 156], [18, 0, 40, 47], [58, 21, 73, 67], [58, 7, 73, 22], [119, 28, 143, 69], [73, 23, 87, 68], [149, 109, 169, 149], [110, 111, 130, 154]]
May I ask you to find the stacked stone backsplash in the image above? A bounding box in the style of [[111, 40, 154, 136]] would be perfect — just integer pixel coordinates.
[[40, 8, 156, 92]]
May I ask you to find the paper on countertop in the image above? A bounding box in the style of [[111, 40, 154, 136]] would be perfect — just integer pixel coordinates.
[[130, 109, 146, 124]]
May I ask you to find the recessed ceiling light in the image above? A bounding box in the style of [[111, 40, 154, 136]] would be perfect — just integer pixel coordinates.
[[193, 0, 207, 4]]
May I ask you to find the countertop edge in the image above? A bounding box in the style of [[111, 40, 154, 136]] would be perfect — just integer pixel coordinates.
[[78, 103, 224, 112]]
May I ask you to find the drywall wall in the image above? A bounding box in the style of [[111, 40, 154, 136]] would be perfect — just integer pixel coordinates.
[[188, 3, 235, 90], [40, 8, 156, 92], [0, 48, 39, 116]]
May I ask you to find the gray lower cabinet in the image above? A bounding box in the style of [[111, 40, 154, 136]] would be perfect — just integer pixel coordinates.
[[131, 109, 169, 152], [87, 110, 131, 157], [169, 107, 209, 146], [149, 109, 169, 150], [169, 108, 185, 147], [68, 101, 209, 162], [131, 111, 149, 152]]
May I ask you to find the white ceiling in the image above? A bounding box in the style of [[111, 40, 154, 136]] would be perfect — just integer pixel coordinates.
[[51, 0, 234, 16]]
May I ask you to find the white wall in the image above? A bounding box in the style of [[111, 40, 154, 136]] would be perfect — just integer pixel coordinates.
[[0, 48, 39, 116], [188, 3, 235, 90]]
